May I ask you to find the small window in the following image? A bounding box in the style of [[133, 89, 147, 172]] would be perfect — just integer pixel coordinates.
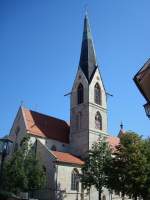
[[95, 112, 102, 130], [43, 166, 46, 173], [76, 112, 82, 130], [77, 83, 84, 104], [102, 195, 106, 200], [51, 145, 57, 151], [94, 83, 101, 105], [71, 169, 79, 191], [15, 126, 20, 137]]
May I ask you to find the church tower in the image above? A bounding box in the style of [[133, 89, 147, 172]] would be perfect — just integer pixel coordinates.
[[70, 14, 108, 158]]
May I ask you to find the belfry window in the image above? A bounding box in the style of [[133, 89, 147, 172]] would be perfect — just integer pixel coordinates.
[[94, 83, 101, 105], [71, 168, 79, 191], [77, 83, 84, 104], [95, 111, 102, 130]]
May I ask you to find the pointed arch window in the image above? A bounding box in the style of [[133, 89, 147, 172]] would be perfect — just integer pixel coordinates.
[[95, 111, 102, 130], [77, 83, 84, 104], [71, 168, 79, 191], [94, 83, 101, 105]]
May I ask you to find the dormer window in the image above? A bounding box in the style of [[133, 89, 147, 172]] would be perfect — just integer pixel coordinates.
[[94, 83, 101, 105], [77, 83, 84, 104]]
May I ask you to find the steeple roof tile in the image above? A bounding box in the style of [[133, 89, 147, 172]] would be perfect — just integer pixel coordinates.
[[79, 14, 97, 82]]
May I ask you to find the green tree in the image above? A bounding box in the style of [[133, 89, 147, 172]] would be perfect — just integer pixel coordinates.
[[81, 138, 112, 200], [139, 138, 150, 200], [2, 136, 46, 194], [105, 132, 148, 200]]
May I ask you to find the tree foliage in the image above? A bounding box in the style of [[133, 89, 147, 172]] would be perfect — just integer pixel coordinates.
[[105, 132, 150, 200], [81, 132, 150, 200], [2, 136, 46, 194], [81, 138, 112, 200]]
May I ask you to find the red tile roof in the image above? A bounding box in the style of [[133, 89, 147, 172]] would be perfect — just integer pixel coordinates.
[[51, 150, 84, 165], [106, 136, 120, 150], [22, 107, 70, 143]]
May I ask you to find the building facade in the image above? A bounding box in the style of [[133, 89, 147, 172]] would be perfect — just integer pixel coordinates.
[[8, 15, 125, 200]]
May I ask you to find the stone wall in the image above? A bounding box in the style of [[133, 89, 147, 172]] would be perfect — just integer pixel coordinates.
[[56, 164, 85, 200], [70, 68, 90, 157], [9, 107, 27, 155], [36, 140, 56, 200]]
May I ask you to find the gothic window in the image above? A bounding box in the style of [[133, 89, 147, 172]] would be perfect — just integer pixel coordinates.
[[77, 83, 84, 104], [51, 145, 57, 151], [71, 168, 79, 191], [95, 111, 102, 130], [94, 83, 101, 105]]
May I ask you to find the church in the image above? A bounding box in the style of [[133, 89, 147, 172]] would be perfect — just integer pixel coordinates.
[[9, 14, 125, 200]]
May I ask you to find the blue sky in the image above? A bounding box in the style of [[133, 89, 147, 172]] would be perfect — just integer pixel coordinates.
[[0, 0, 150, 138]]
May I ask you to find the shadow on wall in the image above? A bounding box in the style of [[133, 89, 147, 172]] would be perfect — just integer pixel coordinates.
[[56, 183, 67, 200]]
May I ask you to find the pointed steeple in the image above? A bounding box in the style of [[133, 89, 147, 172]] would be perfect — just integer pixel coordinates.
[[79, 14, 97, 82], [118, 122, 126, 138]]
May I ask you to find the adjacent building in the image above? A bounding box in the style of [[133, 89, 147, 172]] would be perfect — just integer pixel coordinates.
[[134, 59, 150, 118]]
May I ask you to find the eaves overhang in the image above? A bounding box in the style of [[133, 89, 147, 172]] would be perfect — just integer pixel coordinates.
[[133, 59, 150, 102]]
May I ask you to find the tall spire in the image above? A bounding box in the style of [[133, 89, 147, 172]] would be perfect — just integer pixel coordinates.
[[79, 14, 97, 82]]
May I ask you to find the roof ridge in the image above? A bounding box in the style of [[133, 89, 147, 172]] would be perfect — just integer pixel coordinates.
[[22, 107, 68, 124]]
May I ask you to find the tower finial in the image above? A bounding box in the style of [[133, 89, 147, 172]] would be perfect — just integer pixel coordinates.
[[120, 121, 123, 129], [20, 100, 24, 107]]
